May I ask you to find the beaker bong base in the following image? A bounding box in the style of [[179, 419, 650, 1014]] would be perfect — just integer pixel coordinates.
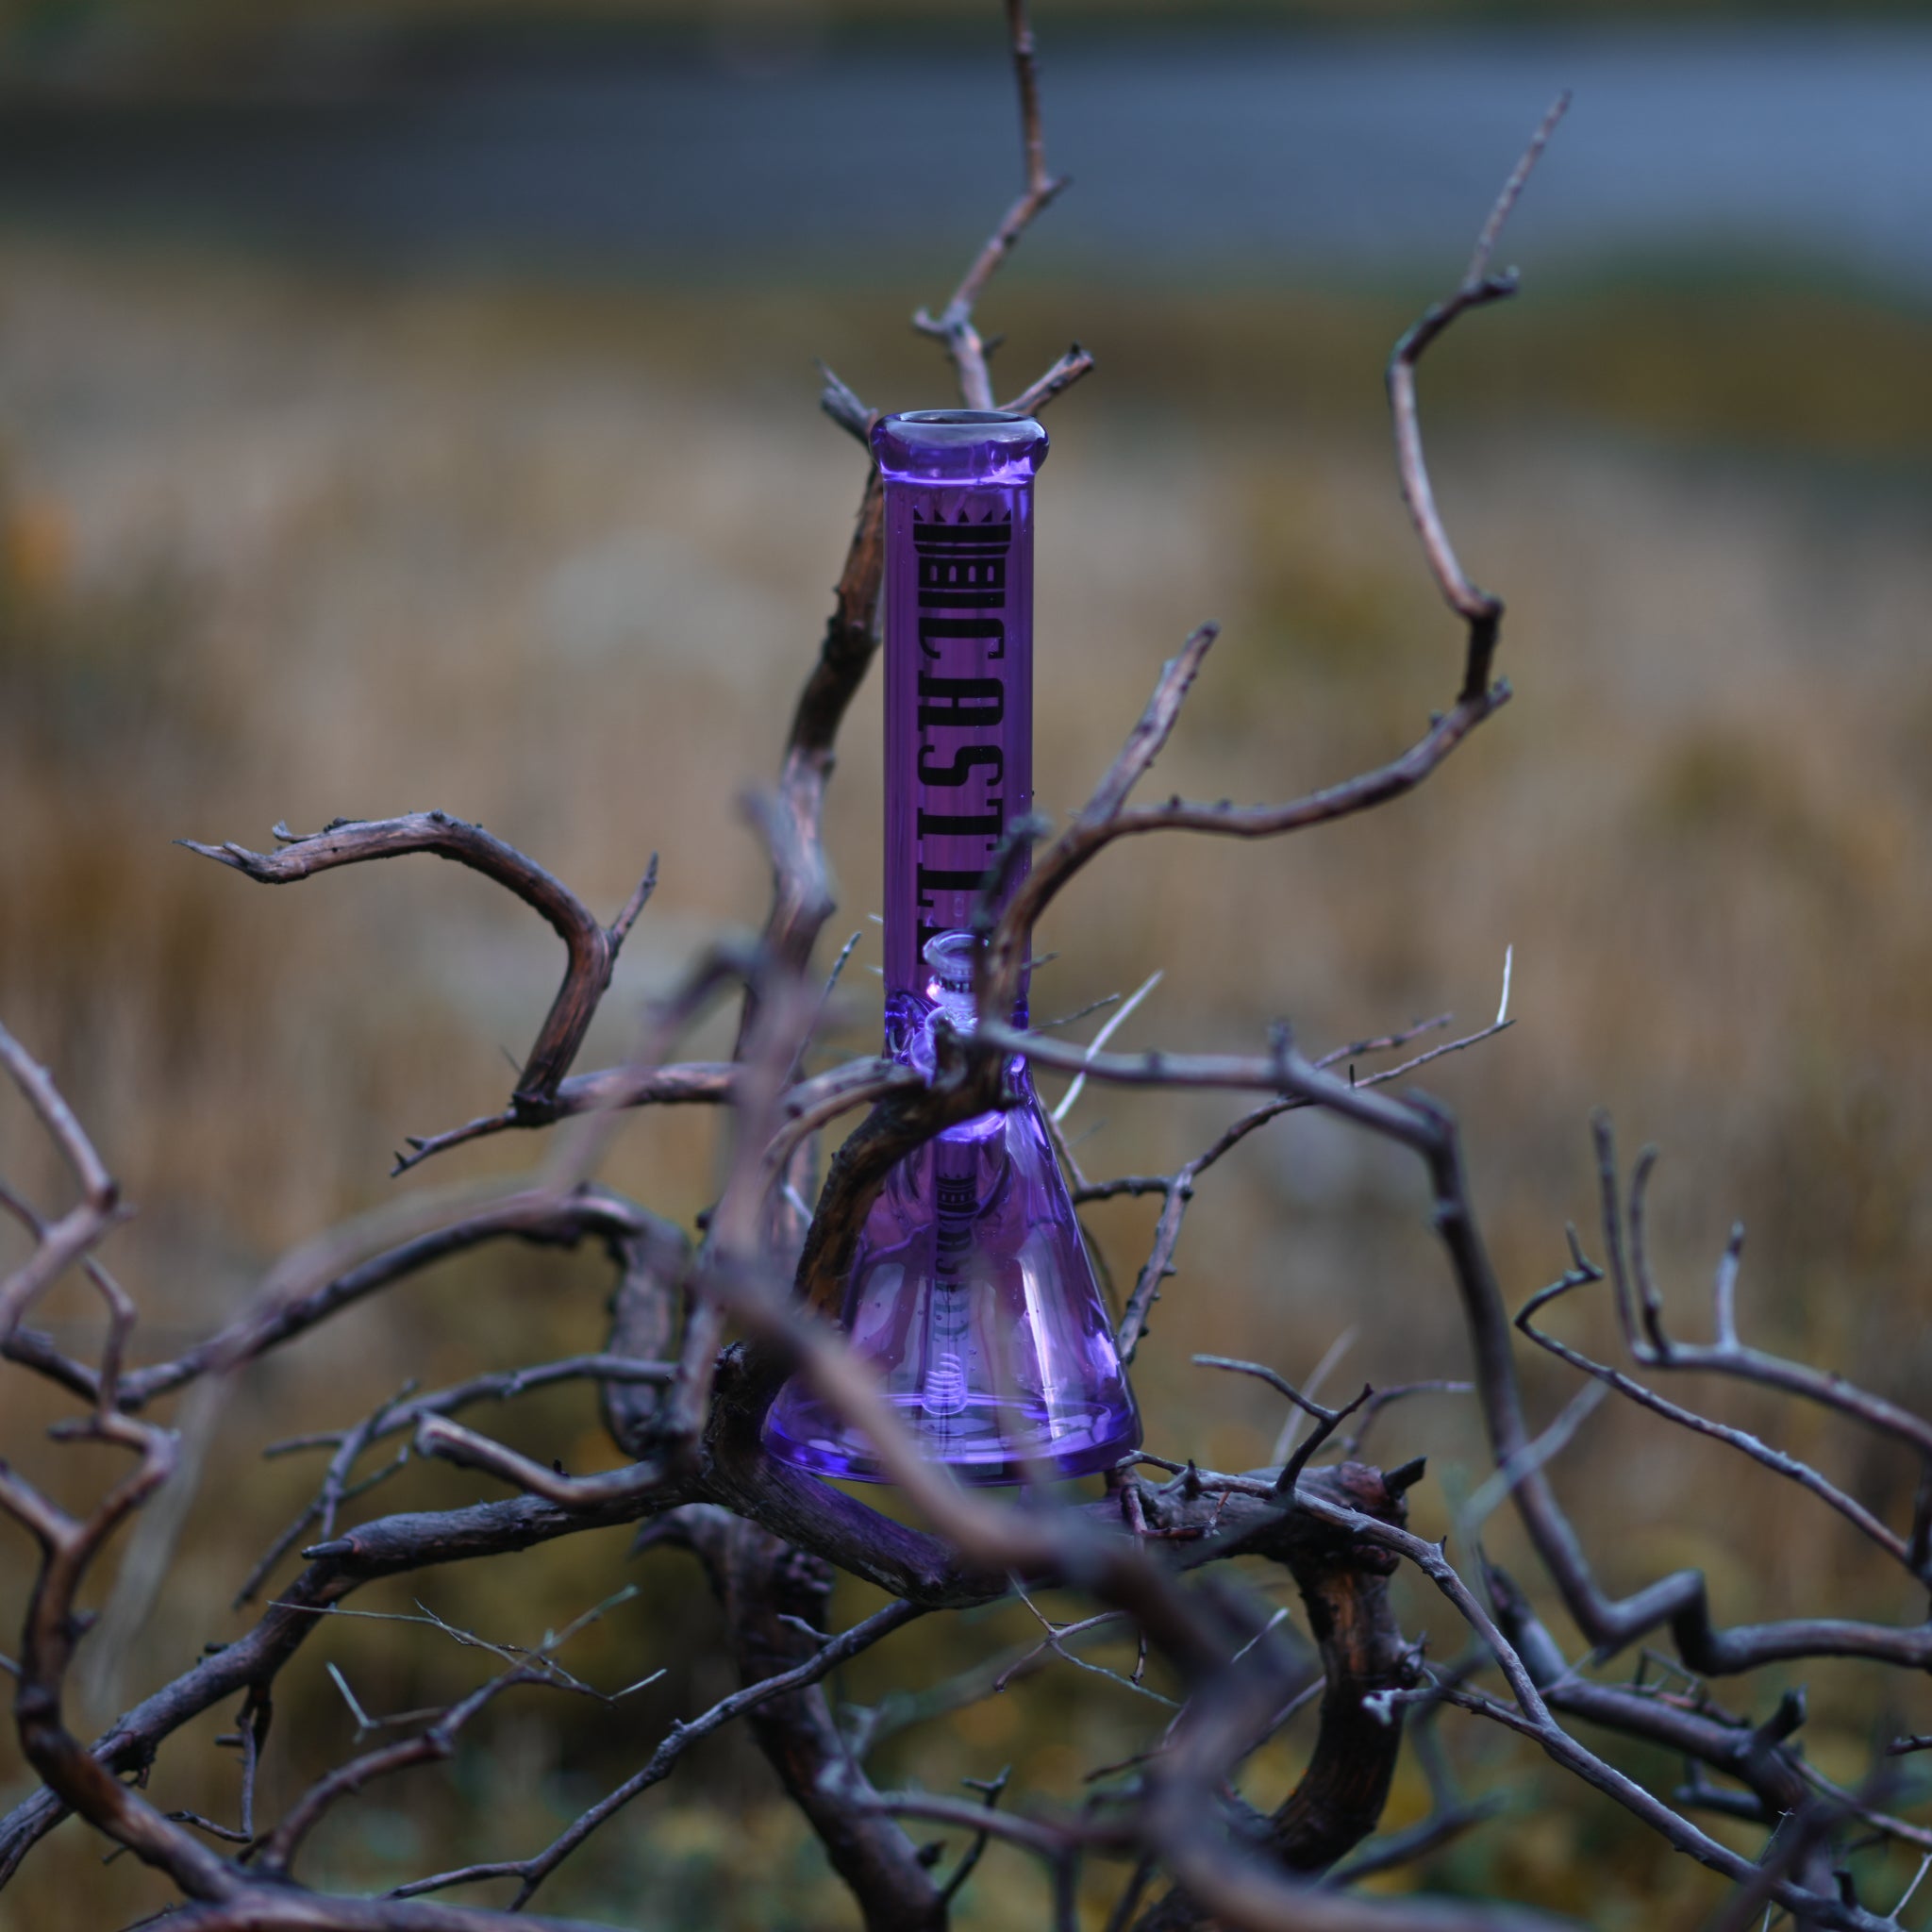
[[760, 1391, 1141, 1486]]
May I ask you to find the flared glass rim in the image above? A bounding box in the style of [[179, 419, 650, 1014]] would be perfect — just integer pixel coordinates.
[[872, 409, 1048, 484]]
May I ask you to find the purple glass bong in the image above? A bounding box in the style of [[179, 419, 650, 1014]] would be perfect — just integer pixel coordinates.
[[763, 411, 1142, 1486]]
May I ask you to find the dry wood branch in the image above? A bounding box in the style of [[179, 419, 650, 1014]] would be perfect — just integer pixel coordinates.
[[0, 1180, 138, 1411], [0, 1041, 267, 1902], [257, 1671, 525, 1879], [386, 1058, 736, 1174], [1077, 1007, 1496, 1363], [117, 1186, 676, 1411], [708, 1339, 1439, 1923], [1587, 1115, 1932, 1471], [941, 1768, 1014, 1906], [846, 1462, 1429, 1932], [1131, 1509, 1556, 1932], [1092, 1090, 1348, 1363], [1325, 1800, 1507, 1888], [1335, 1383, 1473, 1461], [1009, 1591, 1175, 1707], [976, 1011, 1507, 1111], [858, 1787, 1083, 1930], [1085, 1037, 1932, 1690], [1282, 1493, 1893, 1927], [1355, 1092, 1932, 1684], [242, 1355, 678, 1607], [180, 813, 655, 1170], [142, 1897, 617, 1931], [1483, 1572, 1817, 1851], [1002, 341, 1095, 417], [0, 1022, 123, 1341], [413, 1414, 667, 1511], [0, 1411, 241, 1901], [819, 359, 875, 441], [1325, 1699, 1507, 1890], [738, 465, 885, 1051], [913, 0, 1068, 408], [391, 1594, 924, 1910], [1034, 1014, 1932, 1694], [845, 1602, 1199, 1769], [1517, 1258, 1912, 1570], [0, 1474, 689, 1885], [975, 629, 1508, 1021], [652, 1506, 944, 1932], [757, 1058, 924, 1209], [257, 1591, 646, 1883], [968, 111, 1574, 1023], [1390, 92, 1568, 699], [0, 1176, 697, 1902], [1191, 1357, 1374, 1497]]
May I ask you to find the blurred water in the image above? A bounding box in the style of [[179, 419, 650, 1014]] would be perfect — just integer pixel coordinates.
[[2, 24, 1932, 289]]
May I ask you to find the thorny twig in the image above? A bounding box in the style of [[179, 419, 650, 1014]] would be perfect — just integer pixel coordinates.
[[913, 0, 1069, 410]]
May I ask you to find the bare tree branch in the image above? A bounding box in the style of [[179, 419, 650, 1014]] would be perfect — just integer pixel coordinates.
[[1390, 92, 1569, 699], [180, 813, 654, 1170], [650, 1506, 944, 1932], [913, 0, 1069, 408], [0, 1022, 124, 1341], [116, 1186, 677, 1411], [1517, 1255, 1913, 1570], [1587, 1115, 1932, 1470], [391, 1594, 924, 1910], [1003, 341, 1095, 416]]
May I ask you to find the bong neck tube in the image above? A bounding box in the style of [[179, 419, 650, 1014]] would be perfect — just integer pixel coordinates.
[[872, 409, 1047, 1057]]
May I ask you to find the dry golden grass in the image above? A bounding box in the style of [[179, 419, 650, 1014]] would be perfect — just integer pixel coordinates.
[[2, 240, 1931, 1927]]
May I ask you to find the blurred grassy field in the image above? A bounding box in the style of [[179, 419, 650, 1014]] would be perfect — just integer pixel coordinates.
[[3, 240, 1932, 1927]]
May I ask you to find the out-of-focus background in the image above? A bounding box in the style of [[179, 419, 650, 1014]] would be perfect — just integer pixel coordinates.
[[2, 2, 1930, 1926]]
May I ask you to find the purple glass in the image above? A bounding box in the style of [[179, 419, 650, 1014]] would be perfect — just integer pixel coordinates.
[[762, 411, 1141, 1486]]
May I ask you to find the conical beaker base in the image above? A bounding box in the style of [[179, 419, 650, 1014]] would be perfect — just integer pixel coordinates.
[[761, 1390, 1140, 1487]]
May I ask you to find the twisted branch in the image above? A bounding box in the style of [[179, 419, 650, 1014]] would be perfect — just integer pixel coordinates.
[[179, 812, 655, 1173]]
